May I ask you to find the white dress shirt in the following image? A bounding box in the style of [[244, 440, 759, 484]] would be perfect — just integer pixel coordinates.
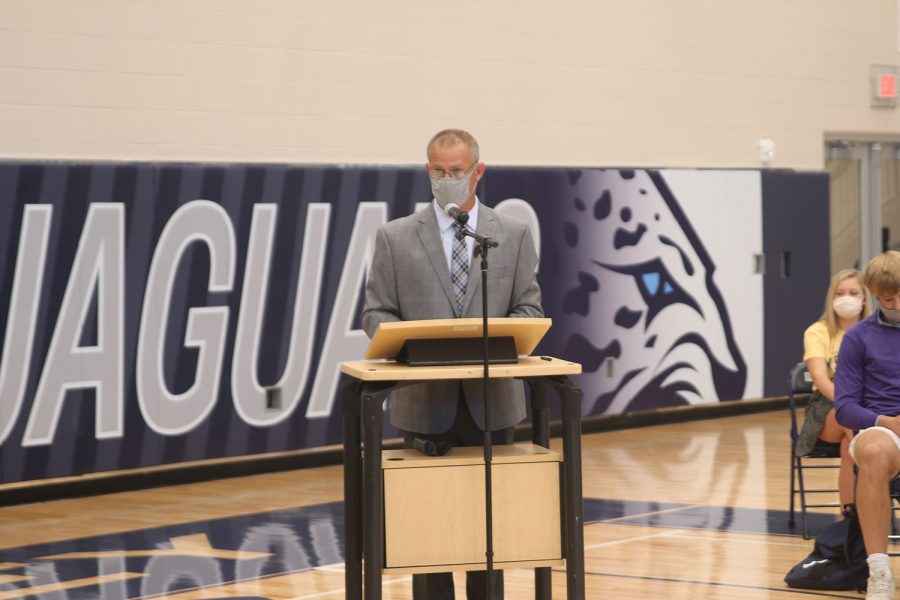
[[433, 198, 479, 275]]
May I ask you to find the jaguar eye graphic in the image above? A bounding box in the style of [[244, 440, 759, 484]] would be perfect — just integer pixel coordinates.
[[640, 272, 673, 297], [594, 257, 702, 328]]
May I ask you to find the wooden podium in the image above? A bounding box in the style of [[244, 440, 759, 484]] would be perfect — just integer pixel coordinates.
[[382, 443, 563, 572], [341, 318, 585, 600]]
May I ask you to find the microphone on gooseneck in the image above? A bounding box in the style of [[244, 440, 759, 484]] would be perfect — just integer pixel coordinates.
[[444, 203, 469, 226]]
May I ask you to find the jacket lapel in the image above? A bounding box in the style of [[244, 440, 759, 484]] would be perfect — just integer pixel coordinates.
[[460, 205, 497, 315], [415, 207, 458, 309]]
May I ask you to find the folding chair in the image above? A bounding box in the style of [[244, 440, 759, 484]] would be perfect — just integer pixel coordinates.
[[788, 361, 841, 539], [887, 476, 900, 554]]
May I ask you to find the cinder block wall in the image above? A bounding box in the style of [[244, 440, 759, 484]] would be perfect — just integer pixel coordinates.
[[1, 0, 898, 168]]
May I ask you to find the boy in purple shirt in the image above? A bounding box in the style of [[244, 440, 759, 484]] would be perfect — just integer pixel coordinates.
[[835, 250, 900, 600]]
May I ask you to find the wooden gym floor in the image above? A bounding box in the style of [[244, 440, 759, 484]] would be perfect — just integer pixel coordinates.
[[0, 409, 866, 599]]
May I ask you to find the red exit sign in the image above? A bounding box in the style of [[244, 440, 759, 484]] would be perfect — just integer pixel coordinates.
[[871, 65, 898, 107], [880, 74, 896, 98]]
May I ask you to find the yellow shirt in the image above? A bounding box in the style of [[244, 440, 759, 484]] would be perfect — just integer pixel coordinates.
[[802, 320, 844, 382]]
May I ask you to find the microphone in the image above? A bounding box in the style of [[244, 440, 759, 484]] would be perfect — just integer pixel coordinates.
[[444, 203, 469, 226]]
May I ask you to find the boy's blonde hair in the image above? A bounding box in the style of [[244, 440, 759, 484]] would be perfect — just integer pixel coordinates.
[[863, 250, 900, 297]]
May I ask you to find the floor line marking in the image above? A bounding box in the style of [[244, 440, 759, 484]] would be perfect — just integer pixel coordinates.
[[589, 525, 813, 549], [315, 563, 346, 573], [584, 529, 685, 549], [603, 517, 824, 539], [661, 532, 813, 548], [593, 503, 705, 524]]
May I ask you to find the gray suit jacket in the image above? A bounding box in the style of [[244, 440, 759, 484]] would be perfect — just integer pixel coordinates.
[[362, 202, 543, 434]]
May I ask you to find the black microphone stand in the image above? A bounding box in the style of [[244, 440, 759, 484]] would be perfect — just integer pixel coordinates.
[[459, 221, 500, 598]]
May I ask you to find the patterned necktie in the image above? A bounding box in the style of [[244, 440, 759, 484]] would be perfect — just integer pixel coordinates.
[[450, 223, 469, 316]]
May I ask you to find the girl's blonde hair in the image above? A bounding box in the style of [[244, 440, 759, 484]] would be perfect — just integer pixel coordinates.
[[820, 268, 871, 335]]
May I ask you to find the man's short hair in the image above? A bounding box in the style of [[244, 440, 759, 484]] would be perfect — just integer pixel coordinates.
[[863, 250, 900, 297], [426, 129, 480, 163]]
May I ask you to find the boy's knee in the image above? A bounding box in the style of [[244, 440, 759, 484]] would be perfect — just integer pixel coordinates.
[[855, 434, 900, 475]]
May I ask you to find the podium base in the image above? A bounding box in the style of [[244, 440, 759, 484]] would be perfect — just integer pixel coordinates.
[[396, 336, 518, 366], [382, 444, 562, 571]]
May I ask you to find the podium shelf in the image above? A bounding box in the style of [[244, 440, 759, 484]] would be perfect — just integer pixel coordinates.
[[382, 443, 560, 469], [340, 355, 580, 381], [384, 558, 565, 576]]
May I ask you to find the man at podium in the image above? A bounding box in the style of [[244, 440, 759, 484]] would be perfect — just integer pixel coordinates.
[[362, 128, 543, 600]]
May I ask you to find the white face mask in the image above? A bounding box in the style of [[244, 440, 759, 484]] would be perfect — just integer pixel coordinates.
[[430, 174, 472, 210], [833, 296, 863, 319]]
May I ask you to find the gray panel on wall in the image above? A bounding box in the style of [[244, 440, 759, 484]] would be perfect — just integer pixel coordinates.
[[762, 171, 830, 397]]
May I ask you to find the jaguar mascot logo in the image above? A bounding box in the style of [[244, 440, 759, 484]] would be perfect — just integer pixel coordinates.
[[557, 169, 747, 415]]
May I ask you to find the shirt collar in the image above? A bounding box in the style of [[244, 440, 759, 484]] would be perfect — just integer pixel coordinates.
[[876, 310, 900, 328], [433, 197, 479, 233]]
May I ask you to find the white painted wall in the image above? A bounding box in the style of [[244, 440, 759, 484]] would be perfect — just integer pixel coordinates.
[[1, 0, 899, 169]]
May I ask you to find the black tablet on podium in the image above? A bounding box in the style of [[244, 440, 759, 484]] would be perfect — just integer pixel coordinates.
[[364, 317, 551, 367]]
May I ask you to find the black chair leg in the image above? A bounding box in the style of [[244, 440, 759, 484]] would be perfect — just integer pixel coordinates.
[[796, 456, 810, 540], [789, 445, 796, 528]]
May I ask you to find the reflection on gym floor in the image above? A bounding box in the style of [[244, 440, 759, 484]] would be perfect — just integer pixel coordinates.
[[0, 410, 853, 599]]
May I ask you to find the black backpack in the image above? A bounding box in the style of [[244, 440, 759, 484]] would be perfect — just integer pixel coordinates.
[[784, 505, 868, 591]]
